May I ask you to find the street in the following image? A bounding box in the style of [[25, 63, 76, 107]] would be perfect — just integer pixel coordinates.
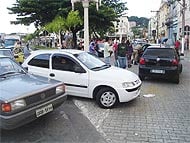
[[73, 52, 190, 143], [0, 99, 107, 143], [1, 52, 190, 143]]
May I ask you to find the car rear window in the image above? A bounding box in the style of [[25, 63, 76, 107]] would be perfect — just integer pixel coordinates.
[[143, 48, 175, 58]]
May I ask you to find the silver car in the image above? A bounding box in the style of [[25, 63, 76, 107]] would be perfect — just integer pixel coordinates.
[[0, 56, 67, 130]]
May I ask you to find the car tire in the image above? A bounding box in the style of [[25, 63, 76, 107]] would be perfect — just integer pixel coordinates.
[[96, 87, 118, 109], [139, 74, 145, 81], [172, 74, 179, 84], [179, 64, 182, 73]]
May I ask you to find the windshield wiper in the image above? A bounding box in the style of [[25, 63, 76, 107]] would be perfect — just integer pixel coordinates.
[[0, 71, 26, 77], [91, 64, 110, 70]]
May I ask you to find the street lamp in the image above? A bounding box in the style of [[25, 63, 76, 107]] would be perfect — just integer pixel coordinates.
[[71, 0, 101, 51]]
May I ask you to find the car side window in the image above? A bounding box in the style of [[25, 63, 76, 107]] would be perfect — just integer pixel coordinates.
[[28, 54, 50, 68], [52, 54, 76, 72]]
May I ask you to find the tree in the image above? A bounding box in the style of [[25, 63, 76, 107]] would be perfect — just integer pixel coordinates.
[[8, 0, 127, 46], [8, 0, 71, 29]]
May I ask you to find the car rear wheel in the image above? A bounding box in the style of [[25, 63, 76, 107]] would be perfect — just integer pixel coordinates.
[[96, 87, 118, 109]]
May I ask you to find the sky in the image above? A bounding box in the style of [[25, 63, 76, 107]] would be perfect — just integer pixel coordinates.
[[0, 0, 162, 34]]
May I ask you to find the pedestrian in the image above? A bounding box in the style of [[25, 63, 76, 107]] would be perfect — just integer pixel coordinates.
[[126, 40, 133, 68], [117, 38, 128, 69], [104, 37, 113, 65], [174, 39, 180, 56], [132, 43, 141, 65], [113, 39, 119, 66], [23, 43, 30, 59], [89, 41, 97, 56]]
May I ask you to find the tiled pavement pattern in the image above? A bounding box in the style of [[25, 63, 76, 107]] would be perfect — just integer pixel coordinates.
[[73, 50, 190, 143]]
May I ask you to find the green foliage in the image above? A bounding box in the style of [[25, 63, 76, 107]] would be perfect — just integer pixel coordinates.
[[45, 16, 65, 33], [8, 0, 71, 28], [64, 11, 83, 31], [128, 16, 149, 27], [8, 0, 127, 39]]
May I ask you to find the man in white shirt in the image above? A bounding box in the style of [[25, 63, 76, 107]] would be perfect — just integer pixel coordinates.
[[104, 37, 113, 65]]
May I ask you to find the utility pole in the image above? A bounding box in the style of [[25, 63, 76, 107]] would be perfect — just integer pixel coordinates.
[[151, 10, 160, 43], [181, 0, 185, 56]]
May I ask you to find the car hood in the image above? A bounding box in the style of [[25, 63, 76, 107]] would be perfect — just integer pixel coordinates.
[[92, 66, 140, 82], [0, 74, 56, 101]]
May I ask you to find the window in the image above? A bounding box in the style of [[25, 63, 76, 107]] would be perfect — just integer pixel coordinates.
[[28, 54, 50, 68], [52, 54, 76, 72]]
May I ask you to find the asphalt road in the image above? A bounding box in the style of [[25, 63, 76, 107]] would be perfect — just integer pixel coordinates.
[[0, 98, 107, 143]]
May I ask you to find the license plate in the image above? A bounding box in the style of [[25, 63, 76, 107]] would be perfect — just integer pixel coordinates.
[[36, 104, 53, 118], [150, 69, 165, 74]]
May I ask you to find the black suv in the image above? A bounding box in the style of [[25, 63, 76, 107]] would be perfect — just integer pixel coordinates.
[[138, 46, 182, 84]]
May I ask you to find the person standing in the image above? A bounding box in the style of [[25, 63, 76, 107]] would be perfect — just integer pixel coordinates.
[[117, 38, 128, 69], [89, 41, 97, 56], [132, 43, 141, 65], [126, 40, 133, 68], [113, 39, 118, 66], [23, 43, 30, 59], [104, 37, 113, 65], [174, 39, 180, 56]]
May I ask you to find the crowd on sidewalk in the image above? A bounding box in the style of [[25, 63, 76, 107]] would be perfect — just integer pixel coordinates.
[[88, 37, 144, 69]]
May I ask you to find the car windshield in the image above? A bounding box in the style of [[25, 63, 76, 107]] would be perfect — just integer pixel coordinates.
[[0, 50, 13, 58], [74, 52, 110, 70], [0, 58, 26, 77]]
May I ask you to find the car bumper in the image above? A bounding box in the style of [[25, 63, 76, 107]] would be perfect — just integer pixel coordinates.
[[117, 85, 141, 103], [139, 66, 178, 78], [0, 93, 67, 130]]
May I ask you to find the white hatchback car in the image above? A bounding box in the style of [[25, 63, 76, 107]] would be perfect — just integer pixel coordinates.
[[22, 49, 142, 108]]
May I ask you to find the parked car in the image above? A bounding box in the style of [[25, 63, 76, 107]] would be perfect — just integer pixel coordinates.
[[22, 49, 142, 108], [138, 46, 182, 83], [138, 43, 163, 60], [0, 48, 14, 59], [0, 56, 67, 130], [95, 43, 105, 57]]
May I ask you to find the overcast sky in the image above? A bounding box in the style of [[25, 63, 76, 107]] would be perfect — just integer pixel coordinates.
[[0, 0, 162, 34], [126, 0, 162, 18]]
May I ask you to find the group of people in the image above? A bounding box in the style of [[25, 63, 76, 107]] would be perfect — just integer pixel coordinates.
[[89, 37, 142, 69]]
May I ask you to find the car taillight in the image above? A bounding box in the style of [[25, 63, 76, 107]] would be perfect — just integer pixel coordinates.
[[139, 58, 145, 65], [172, 59, 178, 66], [1, 103, 12, 112]]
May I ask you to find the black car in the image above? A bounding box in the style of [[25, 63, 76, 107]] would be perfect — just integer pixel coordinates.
[[138, 46, 182, 83]]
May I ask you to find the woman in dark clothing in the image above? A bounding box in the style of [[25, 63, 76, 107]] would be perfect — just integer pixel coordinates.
[[126, 40, 133, 68]]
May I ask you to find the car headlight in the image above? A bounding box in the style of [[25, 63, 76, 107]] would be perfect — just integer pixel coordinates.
[[122, 79, 141, 88], [122, 82, 135, 88], [11, 99, 26, 111], [56, 84, 65, 94]]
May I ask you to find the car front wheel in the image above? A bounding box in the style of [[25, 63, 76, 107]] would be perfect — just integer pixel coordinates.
[[96, 87, 118, 109]]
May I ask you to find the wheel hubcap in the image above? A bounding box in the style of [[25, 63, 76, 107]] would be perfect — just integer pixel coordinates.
[[100, 91, 116, 107]]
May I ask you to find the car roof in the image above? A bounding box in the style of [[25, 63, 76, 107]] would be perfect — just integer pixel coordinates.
[[31, 49, 85, 55]]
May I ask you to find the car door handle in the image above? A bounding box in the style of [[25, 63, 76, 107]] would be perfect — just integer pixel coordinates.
[[49, 73, 55, 77]]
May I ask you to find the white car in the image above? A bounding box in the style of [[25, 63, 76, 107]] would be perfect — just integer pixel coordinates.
[[22, 49, 142, 108]]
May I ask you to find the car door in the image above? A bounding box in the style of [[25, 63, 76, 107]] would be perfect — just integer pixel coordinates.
[[50, 53, 89, 98]]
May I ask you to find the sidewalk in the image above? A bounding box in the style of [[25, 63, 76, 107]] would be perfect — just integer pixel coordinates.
[[181, 50, 190, 62]]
